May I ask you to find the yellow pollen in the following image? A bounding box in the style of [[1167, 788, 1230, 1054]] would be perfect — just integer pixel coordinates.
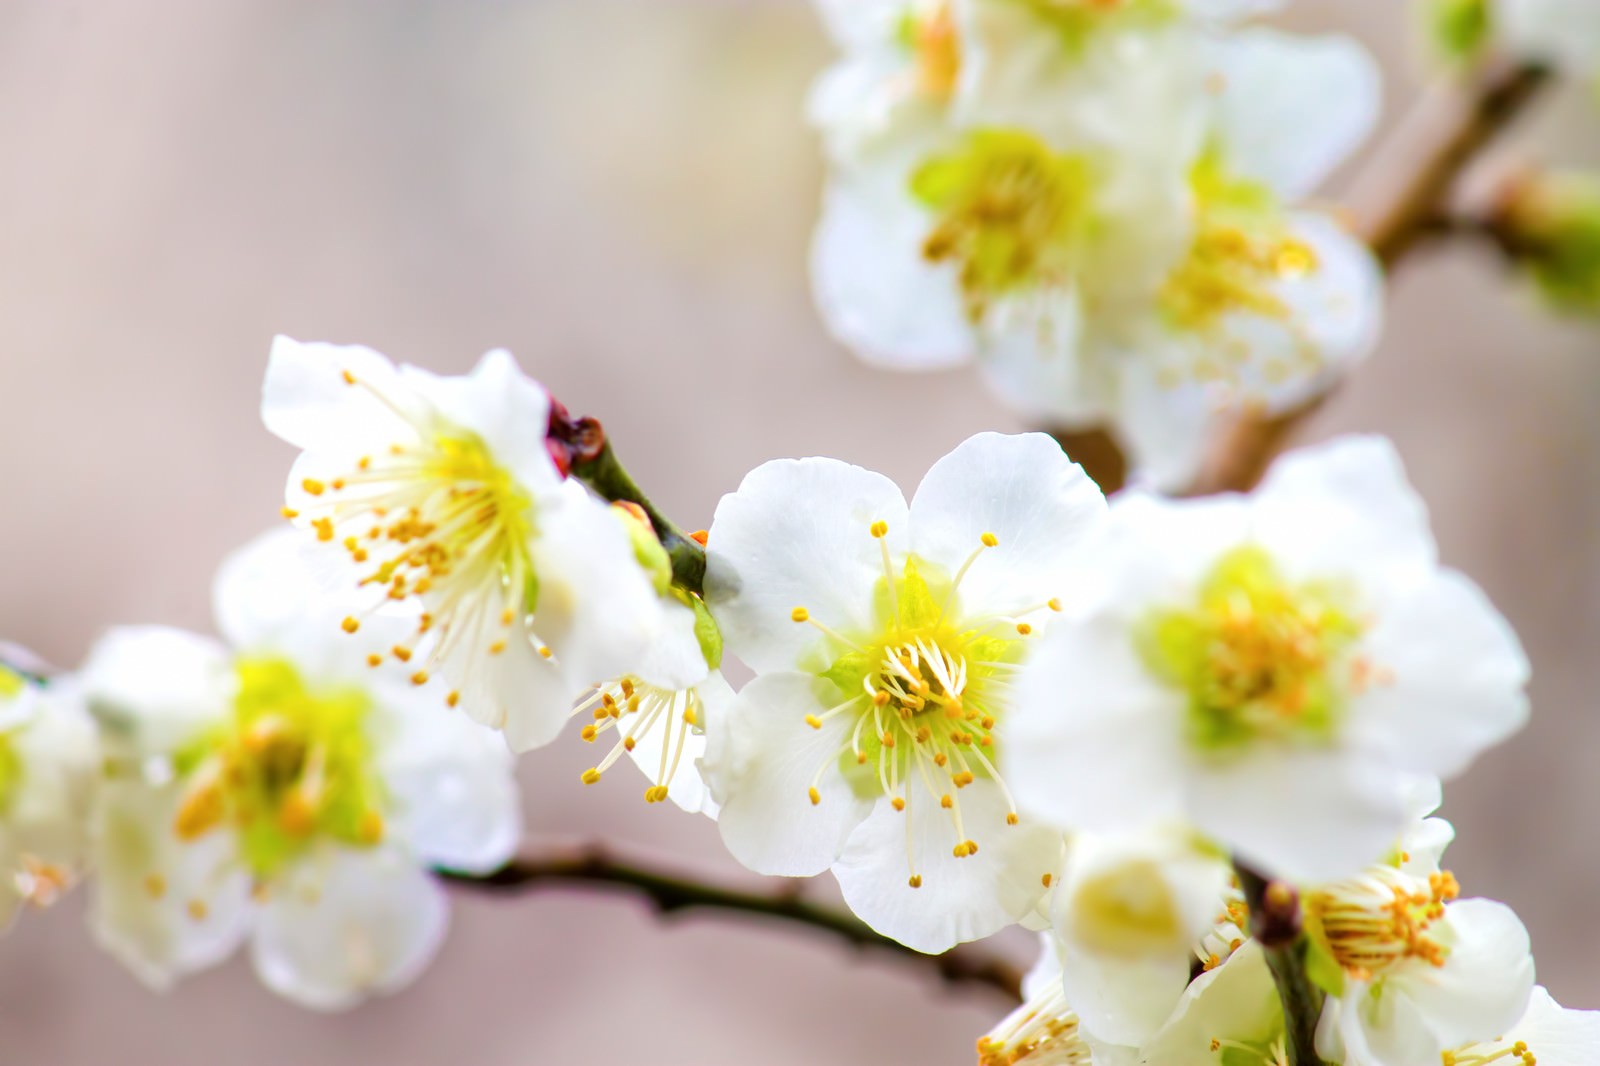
[[186, 899, 208, 921], [391, 646, 412, 663], [341, 368, 357, 385], [791, 607, 810, 623], [302, 478, 326, 496], [581, 768, 602, 785], [1005, 813, 1019, 825], [980, 532, 998, 548], [410, 671, 429, 686], [580, 725, 598, 742], [489, 640, 507, 655], [808, 787, 821, 806], [341, 616, 360, 634], [281, 507, 299, 519], [1041, 873, 1053, 888], [1016, 622, 1033, 635], [908, 875, 923, 888], [891, 797, 906, 812], [446, 690, 460, 708], [870, 520, 889, 539], [143, 874, 166, 899], [804, 714, 823, 730], [366, 654, 383, 668]]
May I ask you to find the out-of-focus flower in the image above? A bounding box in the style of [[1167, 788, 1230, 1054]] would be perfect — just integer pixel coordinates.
[[809, 0, 1382, 488], [1044, 829, 1233, 1046], [81, 531, 520, 1010], [0, 656, 97, 930], [1311, 864, 1535, 1065], [262, 336, 678, 752], [1006, 436, 1529, 882], [703, 432, 1105, 951]]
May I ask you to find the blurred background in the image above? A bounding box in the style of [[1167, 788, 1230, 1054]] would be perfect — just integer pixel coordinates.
[[0, 1, 1595, 1062]]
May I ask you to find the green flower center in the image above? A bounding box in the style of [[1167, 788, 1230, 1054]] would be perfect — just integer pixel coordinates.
[[913, 129, 1094, 321], [793, 523, 1051, 884], [173, 656, 386, 880], [1139, 545, 1365, 753]]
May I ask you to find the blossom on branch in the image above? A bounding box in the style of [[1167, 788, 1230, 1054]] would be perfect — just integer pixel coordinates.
[[702, 431, 1105, 951], [80, 531, 520, 1009], [1005, 436, 1529, 882], [262, 337, 682, 752]]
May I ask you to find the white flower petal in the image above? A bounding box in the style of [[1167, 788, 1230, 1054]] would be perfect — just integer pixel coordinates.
[[1253, 434, 1436, 590], [706, 457, 909, 674], [1348, 570, 1529, 779], [1186, 746, 1408, 882], [908, 431, 1107, 616], [626, 673, 734, 817], [1060, 949, 1191, 1048], [88, 780, 251, 990], [1139, 942, 1281, 1062], [261, 336, 420, 455], [633, 596, 712, 693], [811, 173, 974, 371], [1208, 31, 1381, 198], [399, 348, 560, 495], [251, 847, 449, 1011], [1007, 616, 1188, 833], [833, 780, 1059, 952], [80, 627, 232, 757], [704, 672, 874, 876], [380, 706, 519, 874]]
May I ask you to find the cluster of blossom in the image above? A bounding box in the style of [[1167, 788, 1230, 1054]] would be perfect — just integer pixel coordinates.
[[806, 0, 1385, 488], [0, 337, 1592, 1065]]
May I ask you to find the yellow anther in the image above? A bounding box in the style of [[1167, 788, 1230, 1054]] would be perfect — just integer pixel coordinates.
[[870, 520, 889, 539], [538, 644, 553, 658], [953, 770, 975, 787], [312, 517, 334, 542], [341, 616, 360, 634], [1005, 813, 1019, 826], [980, 532, 998, 548], [143, 874, 166, 899], [644, 785, 670, 803], [446, 690, 460, 708], [891, 797, 906, 812], [278, 792, 317, 837], [1047, 598, 1062, 612], [302, 478, 327, 496], [391, 646, 412, 663], [501, 607, 515, 625], [366, 653, 383, 668], [581, 768, 602, 785], [410, 670, 429, 686], [623, 736, 636, 752], [872, 690, 891, 707], [804, 715, 823, 730], [580, 725, 598, 742], [489, 640, 507, 655], [281, 507, 299, 520], [1041, 872, 1053, 888], [940, 794, 954, 809], [341, 368, 357, 385], [908, 875, 923, 889], [808, 787, 821, 806], [880, 732, 895, 748], [1016, 622, 1033, 635], [791, 606, 810, 623], [186, 899, 209, 921]]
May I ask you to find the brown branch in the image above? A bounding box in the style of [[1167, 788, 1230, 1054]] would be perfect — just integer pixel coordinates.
[[439, 844, 1024, 1001], [1186, 60, 1551, 497]]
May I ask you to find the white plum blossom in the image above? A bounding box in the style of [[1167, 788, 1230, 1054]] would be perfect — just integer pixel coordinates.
[[0, 654, 97, 929], [1006, 436, 1529, 882], [1311, 867, 1535, 1065], [80, 530, 520, 1009], [1499, 0, 1600, 76], [1043, 830, 1234, 1046], [262, 336, 680, 752], [809, 0, 1383, 487], [702, 431, 1106, 951], [1439, 986, 1600, 1066]]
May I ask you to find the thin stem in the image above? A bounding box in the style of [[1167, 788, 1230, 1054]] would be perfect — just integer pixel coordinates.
[[1235, 863, 1328, 1066], [439, 845, 1023, 1001], [570, 439, 707, 597]]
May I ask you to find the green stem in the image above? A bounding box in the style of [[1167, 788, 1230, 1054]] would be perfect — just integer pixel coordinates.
[[570, 440, 707, 597], [439, 844, 1023, 1001], [1235, 864, 1329, 1066]]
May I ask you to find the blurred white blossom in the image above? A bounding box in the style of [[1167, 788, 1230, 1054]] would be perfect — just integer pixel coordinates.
[[1006, 436, 1528, 882], [81, 530, 520, 1009]]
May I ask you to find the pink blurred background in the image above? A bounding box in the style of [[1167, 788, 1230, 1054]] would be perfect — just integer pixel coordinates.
[[0, 2, 1595, 1062]]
